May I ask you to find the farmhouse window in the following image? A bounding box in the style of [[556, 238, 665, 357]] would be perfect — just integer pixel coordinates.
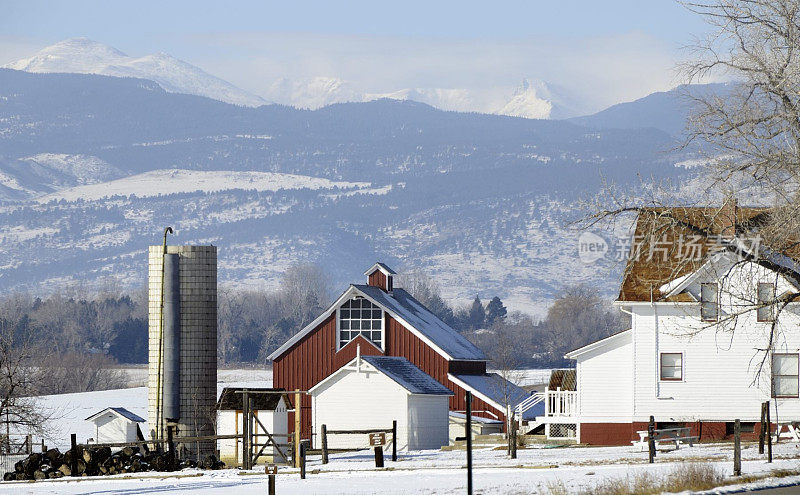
[[700, 283, 719, 321], [660, 353, 683, 381], [772, 353, 799, 398], [338, 297, 383, 349], [757, 283, 775, 322]]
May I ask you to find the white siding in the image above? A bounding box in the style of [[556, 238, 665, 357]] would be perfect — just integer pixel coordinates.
[[615, 259, 800, 423], [312, 368, 409, 450], [91, 413, 139, 444], [575, 331, 633, 424], [407, 395, 449, 450]]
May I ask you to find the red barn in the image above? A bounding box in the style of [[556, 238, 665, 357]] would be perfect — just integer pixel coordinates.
[[269, 262, 533, 444]]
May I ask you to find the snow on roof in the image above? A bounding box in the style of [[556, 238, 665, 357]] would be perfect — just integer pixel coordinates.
[[354, 285, 486, 361], [448, 373, 541, 420], [85, 407, 145, 423], [216, 387, 287, 411], [448, 411, 503, 424], [364, 262, 397, 276], [361, 356, 453, 395]]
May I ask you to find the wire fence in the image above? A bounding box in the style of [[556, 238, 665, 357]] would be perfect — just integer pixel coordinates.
[[0, 435, 34, 476]]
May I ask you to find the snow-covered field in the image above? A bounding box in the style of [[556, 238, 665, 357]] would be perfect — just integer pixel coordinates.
[[36, 169, 371, 202], [13, 370, 800, 493], [3, 438, 800, 493]]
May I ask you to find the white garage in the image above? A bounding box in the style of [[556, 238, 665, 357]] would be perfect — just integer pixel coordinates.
[[310, 354, 452, 451]]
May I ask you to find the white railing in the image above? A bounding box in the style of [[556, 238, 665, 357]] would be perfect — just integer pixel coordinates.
[[545, 388, 578, 417], [515, 392, 544, 419]]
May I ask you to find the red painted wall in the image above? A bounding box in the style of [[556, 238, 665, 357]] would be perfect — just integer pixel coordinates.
[[272, 308, 501, 444], [579, 421, 767, 445]]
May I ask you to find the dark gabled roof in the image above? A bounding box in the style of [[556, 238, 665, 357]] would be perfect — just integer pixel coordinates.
[[450, 373, 541, 420], [361, 356, 453, 395], [618, 206, 800, 302], [216, 388, 287, 411], [85, 407, 145, 423], [354, 285, 486, 361]]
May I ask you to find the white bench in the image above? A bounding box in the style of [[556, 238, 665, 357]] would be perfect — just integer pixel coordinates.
[[632, 427, 698, 451], [774, 423, 800, 442]]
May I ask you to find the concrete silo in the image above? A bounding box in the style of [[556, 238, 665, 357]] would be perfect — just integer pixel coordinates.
[[147, 242, 217, 456]]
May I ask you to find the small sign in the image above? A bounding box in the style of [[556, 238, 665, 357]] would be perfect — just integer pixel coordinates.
[[369, 432, 386, 446], [265, 464, 278, 475]]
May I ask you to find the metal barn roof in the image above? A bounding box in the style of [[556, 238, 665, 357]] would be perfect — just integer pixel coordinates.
[[354, 285, 486, 361], [361, 356, 454, 395], [448, 373, 541, 420]]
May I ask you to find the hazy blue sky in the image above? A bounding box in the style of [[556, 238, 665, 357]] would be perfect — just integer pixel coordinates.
[[0, 0, 712, 111]]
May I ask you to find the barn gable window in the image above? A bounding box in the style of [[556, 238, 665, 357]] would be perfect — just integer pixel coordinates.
[[338, 297, 383, 349]]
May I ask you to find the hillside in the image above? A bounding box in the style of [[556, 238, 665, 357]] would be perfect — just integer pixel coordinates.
[[0, 69, 695, 314]]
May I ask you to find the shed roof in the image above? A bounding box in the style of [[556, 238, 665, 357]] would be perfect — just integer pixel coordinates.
[[448, 373, 541, 420], [85, 407, 145, 423], [361, 356, 453, 395], [216, 387, 287, 411]]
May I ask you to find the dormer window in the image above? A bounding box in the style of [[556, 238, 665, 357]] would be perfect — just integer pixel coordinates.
[[757, 283, 776, 322], [700, 283, 719, 322], [338, 297, 383, 349]]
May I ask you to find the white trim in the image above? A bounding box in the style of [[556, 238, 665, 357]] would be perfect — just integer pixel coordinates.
[[363, 262, 397, 277], [308, 356, 383, 394], [335, 297, 385, 351], [268, 285, 461, 362], [267, 286, 360, 361], [85, 407, 145, 423], [564, 329, 632, 359], [446, 373, 505, 413]]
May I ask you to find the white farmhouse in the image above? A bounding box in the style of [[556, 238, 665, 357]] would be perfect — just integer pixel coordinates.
[[85, 407, 146, 444], [216, 387, 289, 466], [310, 353, 453, 450], [546, 203, 800, 445]]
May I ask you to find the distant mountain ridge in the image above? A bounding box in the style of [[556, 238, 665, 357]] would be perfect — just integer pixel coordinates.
[[3, 38, 268, 107], [0, 68, 698, 314]]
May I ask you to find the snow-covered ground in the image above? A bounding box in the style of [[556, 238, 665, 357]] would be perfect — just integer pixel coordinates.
[[3, 439, 800, 493], [36, 169, 371, 203]]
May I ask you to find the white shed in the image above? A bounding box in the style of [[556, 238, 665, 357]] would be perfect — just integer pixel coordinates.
[[85, 407, 145, 444], [216, 387, 289, 466], [310, 354, 453, 451]]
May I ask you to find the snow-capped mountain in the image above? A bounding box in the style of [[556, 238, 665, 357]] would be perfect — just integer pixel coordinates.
[[264, 77, 362, 110], [3, 38, 267, 107]]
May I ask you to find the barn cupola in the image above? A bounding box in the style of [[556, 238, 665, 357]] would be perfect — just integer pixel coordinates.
[[364, 262, 397, 292]]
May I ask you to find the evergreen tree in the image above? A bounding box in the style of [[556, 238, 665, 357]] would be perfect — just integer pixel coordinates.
[[467, 295, 486, 330], [485, 296, 507, 325]]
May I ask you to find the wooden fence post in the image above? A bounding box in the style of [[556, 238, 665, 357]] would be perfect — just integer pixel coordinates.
[[242, 390, 250, 470], [767, 404, 773, 463], [25, 434, 31, 454], [294, 389, 301, 469], [466, 391, 473, 495], [300, 440, 307, 479], [759, 402, 766, 455], [373, 444, 384, 468], [392, 420, 397, 462], [321, 424, 328, 464], [70, 433, 77, 477], [167, 425, 176, 471], [648, 416, 656, 464], [510, 412, 517, 460], [733, 419, 741, 476]]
